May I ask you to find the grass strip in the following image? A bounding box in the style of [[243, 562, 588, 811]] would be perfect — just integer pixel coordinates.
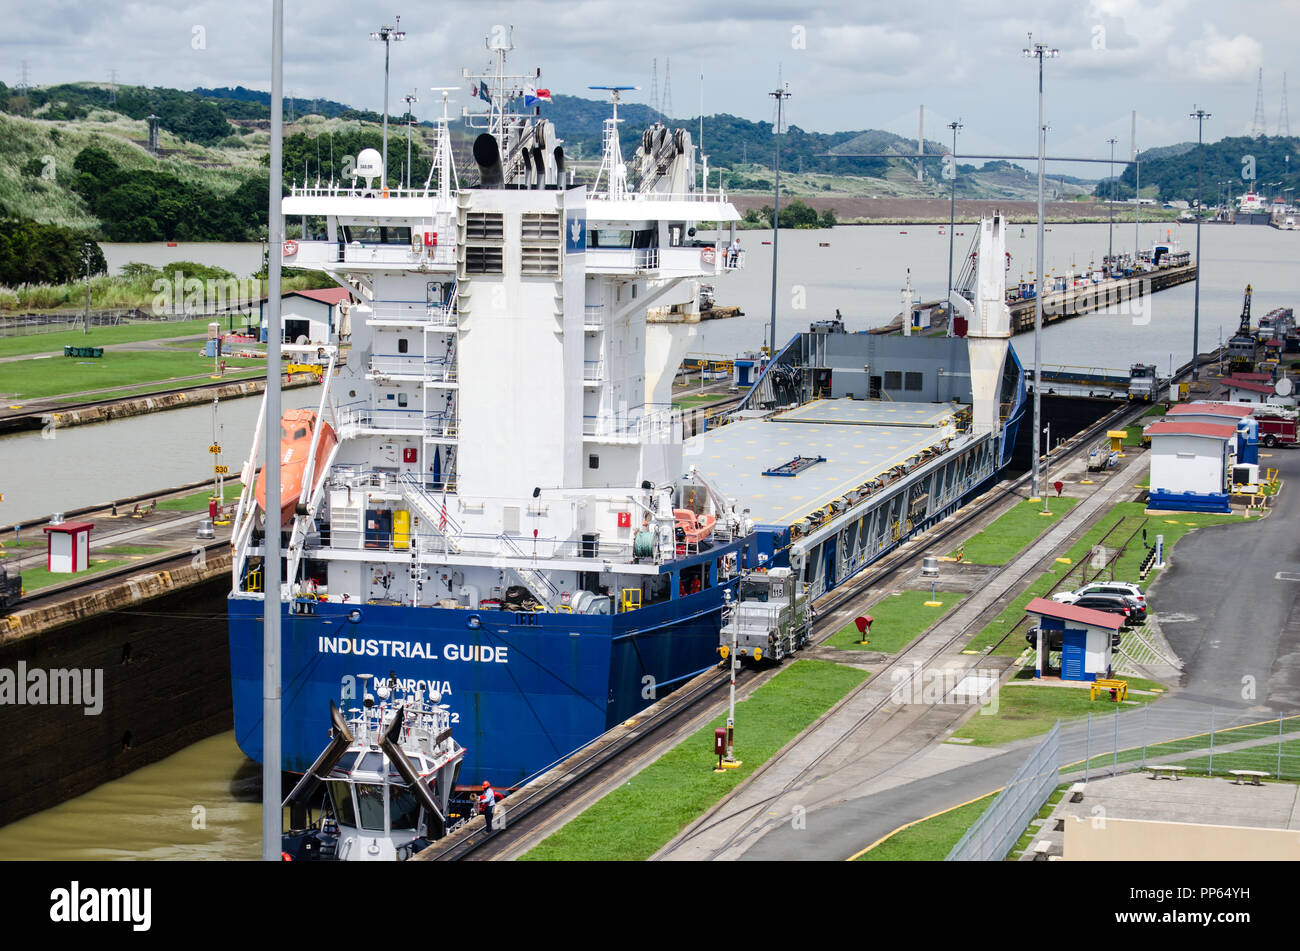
[[520, 658, 867, 861], [0, 350, 266, 401], [155, 482, 245, 512], [826, 589, 965, 652], [955, 497, 1080, 565], [856, 792, 996, 861], [951, 676, 1166, 746], [18, 558, 133, 593]]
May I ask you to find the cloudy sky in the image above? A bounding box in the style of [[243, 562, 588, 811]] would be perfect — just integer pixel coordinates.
[[8, 0, 1296, 171]]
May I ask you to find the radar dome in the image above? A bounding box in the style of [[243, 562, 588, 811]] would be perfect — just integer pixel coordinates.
[[355, 148, 384, 182]]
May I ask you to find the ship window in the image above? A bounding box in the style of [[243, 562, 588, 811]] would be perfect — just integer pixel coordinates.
[[328, 781, 357, 827], [884, 371, 902, 390], [355, 783, 386, 831], [904, 372, 923, 391], [589, 454, 599, 469], [590, 229, 633, 248], [358, 751, 384, 773], [398, 338, 409, 353], [389, 784, 421, 830], [294, 428, 308, 439], [335, 752, 359, 772], [397, 393, 408, 407]]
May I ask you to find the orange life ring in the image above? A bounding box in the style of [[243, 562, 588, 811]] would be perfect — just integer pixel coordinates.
[[282, 240, 299, 257]]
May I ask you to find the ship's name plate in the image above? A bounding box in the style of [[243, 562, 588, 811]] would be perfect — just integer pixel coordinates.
[[318, 636, 508, 664]]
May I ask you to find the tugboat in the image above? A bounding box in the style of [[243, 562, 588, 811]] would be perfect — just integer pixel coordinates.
[[281, 673, 467, 861]]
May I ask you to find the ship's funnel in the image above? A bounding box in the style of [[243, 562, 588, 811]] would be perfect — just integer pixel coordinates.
[[966, 214, 1013, 435], [473, 133, 504, 187]]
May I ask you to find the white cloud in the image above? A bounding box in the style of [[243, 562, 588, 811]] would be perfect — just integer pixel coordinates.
[[1179, 25, 1263, 83]]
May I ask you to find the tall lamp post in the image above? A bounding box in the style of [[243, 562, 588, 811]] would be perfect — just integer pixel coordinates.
[[767, 82, 791, 358], [1190, 107, 1211, 382], [946, 119, 963, 334], [370, 17, 406, 184], [403, 88, 419, 190], [1106, 137, 1117, 274], [1024, 35, 1058, 503]]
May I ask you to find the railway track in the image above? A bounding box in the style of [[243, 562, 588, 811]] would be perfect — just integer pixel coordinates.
[[430, 395, 1159, 860]]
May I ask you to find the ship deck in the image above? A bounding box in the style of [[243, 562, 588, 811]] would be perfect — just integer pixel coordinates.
[[687, 399, 967, 527]]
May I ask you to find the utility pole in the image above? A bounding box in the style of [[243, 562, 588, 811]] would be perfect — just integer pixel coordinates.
[[82, 242, 93, 335], [767, 82, 791, 358], [370, 17, 406, 184], [264, 0, 285, 863], [1190, 106, 1211, 382], [946, 119, 962, 335], [403, 88, 419, 190], [1024, 35, 1058, 504], [1107, 137, 1117, 274]]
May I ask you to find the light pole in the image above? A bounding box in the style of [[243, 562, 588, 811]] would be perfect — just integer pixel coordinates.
[[767, 82, 791, 359], [1042, 423, 1052, 514], [1190, 106, 1211, 382], [1106, 137, 1117, 274], [946, 119, 963, 335], [403, 88, 419, 190], [1024, 35, 1058, 502], [370, 17, 406, 185], [81, 241, 93, 336]]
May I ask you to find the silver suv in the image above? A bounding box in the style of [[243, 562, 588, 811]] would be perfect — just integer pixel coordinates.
[[1052, 581, 1146, 608]]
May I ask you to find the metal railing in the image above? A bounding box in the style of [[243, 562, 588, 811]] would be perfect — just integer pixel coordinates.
[[582, 405, 680, 441], [368, 355, 457, 382], [583, 360, 605, 383]]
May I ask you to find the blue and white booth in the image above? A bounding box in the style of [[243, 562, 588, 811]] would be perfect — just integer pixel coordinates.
[[1026, 597, 1123, 682]]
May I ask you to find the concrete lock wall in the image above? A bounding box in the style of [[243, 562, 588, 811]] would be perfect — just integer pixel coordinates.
[[1065, 815, 1300, 861]]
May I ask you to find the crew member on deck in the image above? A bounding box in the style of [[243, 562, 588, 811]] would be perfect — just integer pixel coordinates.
[[479, 781, 499, 832]]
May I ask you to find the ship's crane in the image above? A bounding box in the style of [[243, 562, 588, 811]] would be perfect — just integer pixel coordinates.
[[1228, 284, 1259, 374]]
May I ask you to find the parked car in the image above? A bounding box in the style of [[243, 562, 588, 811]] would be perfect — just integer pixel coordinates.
[[1071, 593, 1141, 627], [1053, 581, 1146, 611]]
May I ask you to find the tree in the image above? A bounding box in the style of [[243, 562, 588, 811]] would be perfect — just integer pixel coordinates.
[[819, 209, 837, 228]]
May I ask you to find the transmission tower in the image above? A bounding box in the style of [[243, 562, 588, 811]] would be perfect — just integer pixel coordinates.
[[108, 69, 117, 104], [18, 60, 29, 96], [1252, 68, 1266, 137], [649, 58, 659, 116], [1280, 72, 1291, 137], [661, 57, 672, 119]]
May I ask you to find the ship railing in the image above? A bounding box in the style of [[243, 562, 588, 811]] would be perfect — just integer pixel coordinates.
[[335, 401, 428, 437], [582, 405, 680, 441], [583, 304, 605, 331], [368, 355, 457, 382], [397, 473, 462, 551], [585, 248, 660, 273], [589, 189, 730, 204], [583, 360, 605, 383], [368, 299, 458, 328]]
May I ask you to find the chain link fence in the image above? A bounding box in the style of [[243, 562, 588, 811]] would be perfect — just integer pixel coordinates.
[[947, 721, 1060, 861]]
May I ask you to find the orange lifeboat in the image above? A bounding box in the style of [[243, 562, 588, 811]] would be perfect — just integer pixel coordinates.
[[255, 409, 337, 526], [673, 509, 718, 551]]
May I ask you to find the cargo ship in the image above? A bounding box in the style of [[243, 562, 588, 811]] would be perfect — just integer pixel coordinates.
[[227, 32, 1026, 788]]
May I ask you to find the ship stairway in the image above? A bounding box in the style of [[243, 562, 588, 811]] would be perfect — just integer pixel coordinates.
[[953, 230, 981, 304], [495, 533, 560, 610], [397, 473, 462, 554]]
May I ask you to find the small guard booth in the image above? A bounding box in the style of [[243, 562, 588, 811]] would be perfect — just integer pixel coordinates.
[[1026, 597, 1122, 682], [43, 520, 93, 574], [1143, 417, 1238, 513]]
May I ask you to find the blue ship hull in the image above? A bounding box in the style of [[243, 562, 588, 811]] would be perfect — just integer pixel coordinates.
[[228, 587, 729, 788]]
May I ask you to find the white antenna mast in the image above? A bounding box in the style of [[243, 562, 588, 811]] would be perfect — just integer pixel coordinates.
[[427, 87, 459, 197], [589, 85, 637, 197]]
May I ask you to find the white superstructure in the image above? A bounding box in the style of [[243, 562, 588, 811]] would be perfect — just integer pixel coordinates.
[[229, 32, 746, 614]]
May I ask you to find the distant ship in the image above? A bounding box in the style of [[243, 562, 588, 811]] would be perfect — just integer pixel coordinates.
[[227, 30, 1027, 790]]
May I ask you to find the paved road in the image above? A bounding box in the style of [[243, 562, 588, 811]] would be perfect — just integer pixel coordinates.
[[1154, 446, 1300, 710]]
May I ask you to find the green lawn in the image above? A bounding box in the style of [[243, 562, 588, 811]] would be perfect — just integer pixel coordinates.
[[955, 498, 1080, 565], [855, 792, 996, 860], [520, 659, 868, 861], [951, 675, 1166, 746], [964, 502, 1251, 655], [156, 481, 245, 512], [673, 393, 731, 408], [0, 351, 266, 401], [1070, 714, 1300, 775], [96, 544, 165, 556], [826, 589, 965, 652], [16, 558, 133, 593], [0, 317, 248, 360], [1174, 737, 1300, 781]]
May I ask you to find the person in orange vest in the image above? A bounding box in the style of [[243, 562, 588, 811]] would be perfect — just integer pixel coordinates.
[[478, 780, 498, 832]]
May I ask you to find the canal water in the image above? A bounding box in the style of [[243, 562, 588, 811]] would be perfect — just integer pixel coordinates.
[[1, 222, 1293, 860]]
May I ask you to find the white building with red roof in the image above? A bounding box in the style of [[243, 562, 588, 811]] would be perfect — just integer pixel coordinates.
[[1144, 413, 1238, 513], [259, 287, 354, 344]]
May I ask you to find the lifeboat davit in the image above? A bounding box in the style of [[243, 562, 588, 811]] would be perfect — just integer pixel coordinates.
[[255, 409, 337, 526]]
